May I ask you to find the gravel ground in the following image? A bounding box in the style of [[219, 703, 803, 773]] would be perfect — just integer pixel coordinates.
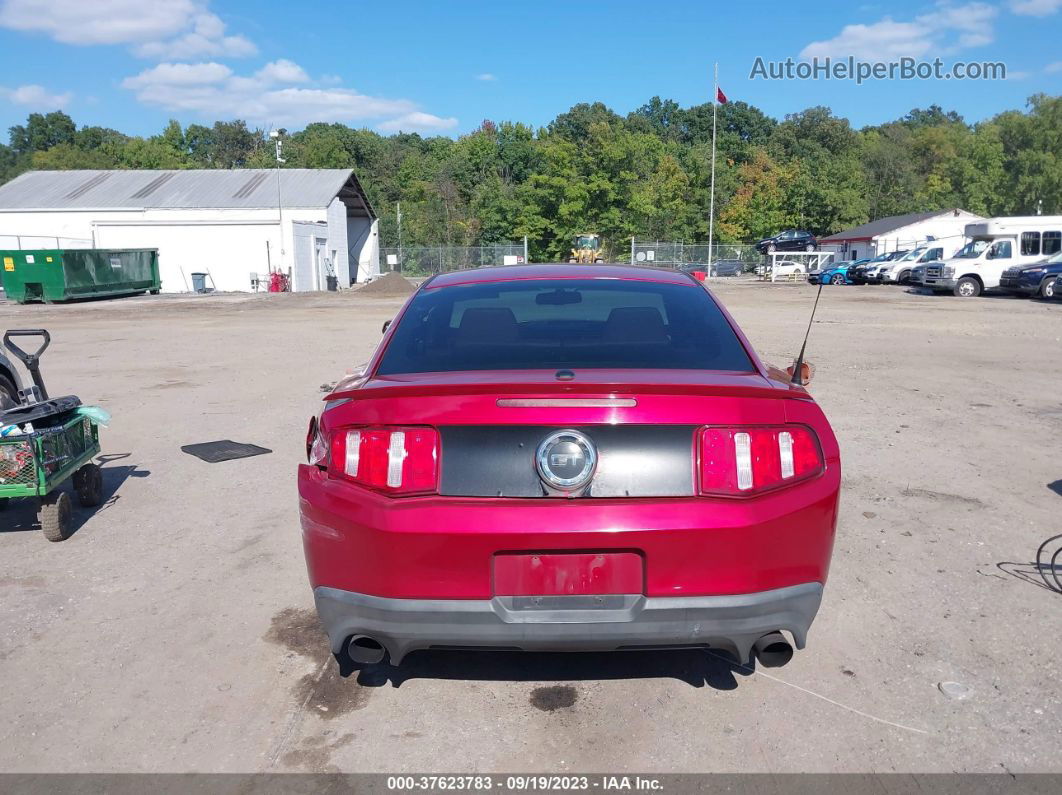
[[0, 280, 1060, 774]]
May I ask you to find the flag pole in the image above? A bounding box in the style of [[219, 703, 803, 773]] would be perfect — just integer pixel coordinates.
[[708, 62, 718, 266]]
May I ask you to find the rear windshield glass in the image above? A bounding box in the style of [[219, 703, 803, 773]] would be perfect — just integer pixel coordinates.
[[376, 278, 755, 374]]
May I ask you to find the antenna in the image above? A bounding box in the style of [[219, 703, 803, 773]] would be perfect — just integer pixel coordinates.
[[791, 278, 825, 385]]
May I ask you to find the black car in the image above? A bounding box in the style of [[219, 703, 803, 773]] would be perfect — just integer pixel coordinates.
[[755, 229, 817, 254], [680, 260, 744, 277]]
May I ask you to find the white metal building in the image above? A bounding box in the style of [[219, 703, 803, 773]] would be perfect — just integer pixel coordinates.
[[818, 208, 984, 260], [0, 169, 379, 293]]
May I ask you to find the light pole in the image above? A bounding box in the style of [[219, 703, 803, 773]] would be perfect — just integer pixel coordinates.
[[270, 129, 286, 274]]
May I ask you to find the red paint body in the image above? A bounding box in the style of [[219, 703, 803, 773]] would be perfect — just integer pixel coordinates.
[[299, 265, 840, 604]]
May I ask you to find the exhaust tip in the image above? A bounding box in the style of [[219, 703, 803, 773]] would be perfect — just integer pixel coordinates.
[[753, 632, 794, 668], [347, 635, 386, 665]]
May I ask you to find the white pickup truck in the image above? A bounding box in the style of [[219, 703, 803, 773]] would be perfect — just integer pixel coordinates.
[[922, 217, 1062, 297], [876, 244, 951, 284]]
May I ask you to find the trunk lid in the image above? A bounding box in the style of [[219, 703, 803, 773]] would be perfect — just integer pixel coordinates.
[[322, 370, 809, 499]]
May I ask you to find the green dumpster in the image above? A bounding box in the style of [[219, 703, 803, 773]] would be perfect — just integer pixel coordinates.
[[0, 248, 161, 304]]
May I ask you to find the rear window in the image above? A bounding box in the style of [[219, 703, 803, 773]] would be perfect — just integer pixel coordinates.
[[376, 278, 755, 375]]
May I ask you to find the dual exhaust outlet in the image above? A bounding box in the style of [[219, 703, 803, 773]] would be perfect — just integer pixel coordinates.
[[345, 631, 795, 668]]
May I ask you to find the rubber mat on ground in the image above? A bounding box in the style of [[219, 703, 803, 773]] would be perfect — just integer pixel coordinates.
[[181, 440, 272, 463]]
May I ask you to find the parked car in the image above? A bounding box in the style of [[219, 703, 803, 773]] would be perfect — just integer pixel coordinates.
[[1054, 274, 1062, 299], [849, 251, 908, 284], [810, 259, 863, 285], [755, 229, 817, 254], [708, 259, 745, 277], [876, 245, 949, 285], [680, 260, 743, 277], [997, 250, 1062, 298], [909, 264, 927, 286], [299, 264, 841, 669], [758, 259, 807, 279]]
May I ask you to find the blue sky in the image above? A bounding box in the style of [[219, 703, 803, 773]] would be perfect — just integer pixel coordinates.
[[0, 0, 1059, 139]]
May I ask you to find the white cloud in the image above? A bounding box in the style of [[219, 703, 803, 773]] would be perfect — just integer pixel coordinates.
[[132, 12, 256, 59], [0, 83, 72, 108], [802, 19, 933, 60], [1045, 61, 1062, 73], [255, 59, 310, 84], [122, 62, 233, 89], [1009, 0, 1062, 16], [0, 0, 256, 58], [475, 73, 497, 81], [0, 0, 195, 44], [122, 61, 457, 130], [378, 112, 460, 133], [801, 2, 998, 61]]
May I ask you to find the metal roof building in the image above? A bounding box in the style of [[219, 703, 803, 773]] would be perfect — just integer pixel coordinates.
[[0, 169, 379, 293], [819, 208, 983, 260]]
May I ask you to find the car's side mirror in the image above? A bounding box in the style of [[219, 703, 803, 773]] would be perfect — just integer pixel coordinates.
[[382, 319, 392, 334], [787, 360, 814, 386]]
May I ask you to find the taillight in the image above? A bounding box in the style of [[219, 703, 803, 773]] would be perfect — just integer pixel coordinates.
[[699, 425, 823, 497], [307, 417, 329, 466], [329, 426, 439, 495]]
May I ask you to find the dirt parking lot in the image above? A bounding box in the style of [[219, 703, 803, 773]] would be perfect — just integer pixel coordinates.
[[1, 280, 1060, 774]]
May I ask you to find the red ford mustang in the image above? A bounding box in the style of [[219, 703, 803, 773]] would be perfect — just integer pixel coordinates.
[[299, 264, 840, 668]]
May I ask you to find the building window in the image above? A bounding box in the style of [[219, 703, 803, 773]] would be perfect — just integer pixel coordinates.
[[1043, 231, 1061, 256], [1020, 231, 1040, 256]]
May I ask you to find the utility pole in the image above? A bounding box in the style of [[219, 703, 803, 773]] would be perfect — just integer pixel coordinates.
[[269, 130, 286, 272], [708, 62, 719, 267], [396, 201, 402, 272]]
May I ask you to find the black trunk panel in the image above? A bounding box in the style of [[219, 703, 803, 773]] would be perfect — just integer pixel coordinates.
[[439, 425, 696, 498]]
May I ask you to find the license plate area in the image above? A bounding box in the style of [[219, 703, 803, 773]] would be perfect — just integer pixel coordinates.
[[492, 552, 644, 597]]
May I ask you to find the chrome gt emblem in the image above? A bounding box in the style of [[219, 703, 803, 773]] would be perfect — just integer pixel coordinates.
[[535, 429, 597, 492]]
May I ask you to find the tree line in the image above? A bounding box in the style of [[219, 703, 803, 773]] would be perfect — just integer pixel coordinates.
[[2, 93, 1059, 261]]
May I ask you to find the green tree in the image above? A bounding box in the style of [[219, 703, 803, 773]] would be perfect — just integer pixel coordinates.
[[9, 111, 77, 155]]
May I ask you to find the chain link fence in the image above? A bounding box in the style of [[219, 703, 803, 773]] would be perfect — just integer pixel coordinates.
[[629, 241, 762, 271], [380, 243, 527, 276]]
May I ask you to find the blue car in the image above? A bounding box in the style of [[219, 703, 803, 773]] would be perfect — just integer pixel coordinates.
[[998, 250, 1062, 298], [810, 258, 868, 285]]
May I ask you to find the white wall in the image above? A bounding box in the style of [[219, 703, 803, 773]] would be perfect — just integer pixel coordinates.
[[347, 217, 379, 283], [291, 221, 330, 292], [326, 198, 350, 286], [0, 206, 339, 292], [872, 211, 983, 255]]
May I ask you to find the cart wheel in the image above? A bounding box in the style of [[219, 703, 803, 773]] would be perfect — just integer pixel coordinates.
[[39, 491, 73, 542], [73, 463, 104, 508]]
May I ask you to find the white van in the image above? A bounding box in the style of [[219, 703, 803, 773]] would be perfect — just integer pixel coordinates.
[[923, 217, 1062, 297]]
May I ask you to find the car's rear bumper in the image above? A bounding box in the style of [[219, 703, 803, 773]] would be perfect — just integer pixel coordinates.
[[313, 582, 823, 664], [299, 464, 839, 601]]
